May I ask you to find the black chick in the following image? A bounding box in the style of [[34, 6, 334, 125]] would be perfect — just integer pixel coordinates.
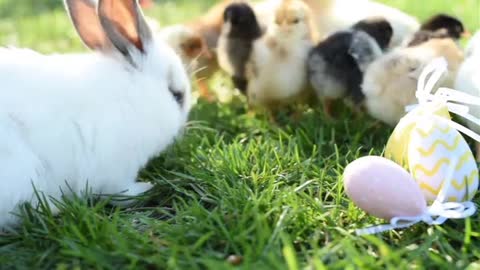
[[307, 17, 393, 116], [408, 14, 466, 46], [217, 2, 263, 94]]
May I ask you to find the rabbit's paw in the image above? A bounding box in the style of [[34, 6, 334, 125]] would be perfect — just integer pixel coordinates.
[[110, 182, 154, 207]]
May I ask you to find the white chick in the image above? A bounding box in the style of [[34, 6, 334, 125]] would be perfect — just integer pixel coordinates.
[[246, 0, 317, 112], [362, 38, 464, 126], [251, 0, 283, 28], [454, 31, 480, 159]]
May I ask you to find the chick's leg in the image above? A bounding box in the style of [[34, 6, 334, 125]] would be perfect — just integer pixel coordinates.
[[289, 110, 303, 122], [197, 79, 215, 102], [268, 110, 278, 124], [322, 98, 335, 119]]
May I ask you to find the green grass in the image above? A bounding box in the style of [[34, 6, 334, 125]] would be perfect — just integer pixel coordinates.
[[1, 0, 480, 269]]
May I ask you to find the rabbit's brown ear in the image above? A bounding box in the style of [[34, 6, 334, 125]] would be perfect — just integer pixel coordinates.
[[65, 0, 112, 51], [98, 0, 153, 59]]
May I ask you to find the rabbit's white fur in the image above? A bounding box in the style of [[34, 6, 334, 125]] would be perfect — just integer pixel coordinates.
[[0, 0, 191, 229]]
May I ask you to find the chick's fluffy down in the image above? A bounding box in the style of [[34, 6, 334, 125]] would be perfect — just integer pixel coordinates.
[[362, 38, 464, 126]]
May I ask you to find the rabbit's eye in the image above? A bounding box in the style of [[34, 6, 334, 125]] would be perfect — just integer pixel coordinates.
[[169, 87, 184, 105]]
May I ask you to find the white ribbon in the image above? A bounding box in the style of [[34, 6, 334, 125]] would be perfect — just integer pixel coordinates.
[[356, 203, 477, 236], [357, 58, 479, 236], [356, 214, 431, 236], [416, 57, 449, 103], [413, 58, 480, 142]]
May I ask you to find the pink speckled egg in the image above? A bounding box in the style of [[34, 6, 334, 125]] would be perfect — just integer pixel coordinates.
[[343, 156, 427, 220]]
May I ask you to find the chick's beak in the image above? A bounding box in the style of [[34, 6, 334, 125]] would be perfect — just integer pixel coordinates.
[[202, 47, 213, 59], [462, 30, 472, 38]]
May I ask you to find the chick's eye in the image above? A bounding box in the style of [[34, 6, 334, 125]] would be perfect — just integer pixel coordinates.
[[232, 17, 244, 25], [169, 87, 184, 105], [292, 18, 300, 24]]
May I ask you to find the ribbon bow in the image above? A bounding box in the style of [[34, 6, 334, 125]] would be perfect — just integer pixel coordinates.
[[357, 57, 479, 236]]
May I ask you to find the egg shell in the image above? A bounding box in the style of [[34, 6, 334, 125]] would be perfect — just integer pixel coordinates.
[[408, 117, 479, 202], [385, 102, 451, 168], [344, 156, 427, 220], [385, 115, 416, 169]]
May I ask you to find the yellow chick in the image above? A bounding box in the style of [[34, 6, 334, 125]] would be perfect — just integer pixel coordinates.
[[246, 0, 317, 113], [362, 38, 464, 126]]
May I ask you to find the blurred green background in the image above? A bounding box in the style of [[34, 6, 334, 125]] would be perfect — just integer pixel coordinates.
[[1, 0, 479, 53]]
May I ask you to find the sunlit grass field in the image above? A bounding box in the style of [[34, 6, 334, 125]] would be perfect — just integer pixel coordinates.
[[0, 0, 480, 269]]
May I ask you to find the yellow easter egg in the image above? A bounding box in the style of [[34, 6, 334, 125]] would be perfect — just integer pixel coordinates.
[[385, 102, 452, 169], [408, 117, 479, 203], [385, 115, 416, 168]]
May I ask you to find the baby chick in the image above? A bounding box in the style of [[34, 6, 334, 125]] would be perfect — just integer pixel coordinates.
[[217, 2, 263, 94], [454, 31, 480, 159], [304, 0, 419, 48], [185, 0, 237, 99], [407, 14, 467, 46], [246, 0, 317, 113], [252, 0, 283, 28], [307, 17, 393, 116], [362, 38, 464, 126], [159, 25, 212, 75], [181, 0, 284, 99]]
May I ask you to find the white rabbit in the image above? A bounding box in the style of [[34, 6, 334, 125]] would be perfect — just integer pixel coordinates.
[[0, 0, 191, 229]]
